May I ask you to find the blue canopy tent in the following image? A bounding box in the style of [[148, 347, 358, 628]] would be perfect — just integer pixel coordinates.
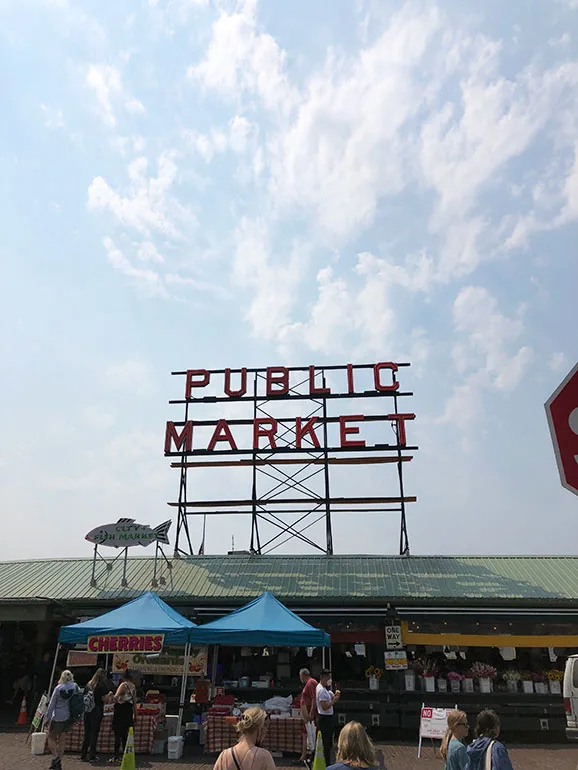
[[189, 592, 330, 646], [189, 592, 330, 691], [59, 591, 195, 645], [53, 591, 197, 734]]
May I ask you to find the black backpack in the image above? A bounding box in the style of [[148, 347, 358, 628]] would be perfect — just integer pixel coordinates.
[[66, 685, 85, 723]]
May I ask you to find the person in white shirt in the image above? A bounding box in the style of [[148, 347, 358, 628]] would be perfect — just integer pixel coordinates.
[[315, 669, 340, 765]]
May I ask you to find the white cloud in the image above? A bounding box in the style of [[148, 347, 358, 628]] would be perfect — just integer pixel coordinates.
[[188, 1, 296, 113], [233, 218, 304, 339], [549, 352, 568, 372], [440, 286, 534, 437], [267, 5, 441, 244], [86, 64, 145, 127], [40, 104, 64, 128], [105, 358, 155, 396], [87, 152, 188, 238], [452, 285, 534, 391], [137, 241, 164, 263], [103, 237, 167, 297]]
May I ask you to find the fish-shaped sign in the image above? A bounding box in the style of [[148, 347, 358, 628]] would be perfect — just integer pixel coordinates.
[[85, 518, 172, 548]]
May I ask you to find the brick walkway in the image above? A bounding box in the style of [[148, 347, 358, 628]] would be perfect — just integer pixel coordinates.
[[3, 730, 577, 770]]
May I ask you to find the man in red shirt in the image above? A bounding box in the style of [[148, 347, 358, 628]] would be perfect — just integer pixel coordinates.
[[299, 668, 317, 763]]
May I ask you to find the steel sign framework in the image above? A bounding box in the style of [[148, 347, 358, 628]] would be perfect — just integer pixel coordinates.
[[165, 363, 418, 556]]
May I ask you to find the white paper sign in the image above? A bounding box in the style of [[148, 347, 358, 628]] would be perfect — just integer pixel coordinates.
[[419, 707, 450, 740], [384, 650, 408, 670], [385, 625, 403, 650]]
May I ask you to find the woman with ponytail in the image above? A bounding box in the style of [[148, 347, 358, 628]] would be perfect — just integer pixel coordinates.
[[213, 707, 276, 770], [440, 710, 468, 769]]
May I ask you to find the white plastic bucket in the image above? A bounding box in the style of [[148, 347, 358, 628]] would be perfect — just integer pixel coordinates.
[[168, 735, 184, 760], [31, 732, 47, 756]]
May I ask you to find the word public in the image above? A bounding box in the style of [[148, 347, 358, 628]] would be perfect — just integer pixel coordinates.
[[165, 363, 415, 454], [87, 634, 165, 653]]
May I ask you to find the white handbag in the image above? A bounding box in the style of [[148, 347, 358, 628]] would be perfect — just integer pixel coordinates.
[[485, 740, 495, 770]]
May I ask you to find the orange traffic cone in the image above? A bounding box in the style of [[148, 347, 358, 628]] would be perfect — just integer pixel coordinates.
[[16, 695, 28, 725]]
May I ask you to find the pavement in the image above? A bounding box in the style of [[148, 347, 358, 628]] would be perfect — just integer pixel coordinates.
[[2, 730, 577, 770]]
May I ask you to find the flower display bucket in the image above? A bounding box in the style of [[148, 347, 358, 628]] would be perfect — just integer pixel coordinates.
[[549, 680, 561, 695], [506, 680, 518, 693], [425, 677, 435, 692], [437, 678, 447, 692], [479, 677, 491, 694], [405, 671, 416, 691], [534, 682, 547, 695], [462, 678, 474, 693], [522, 680, 533, 694], [368, 676, 379, 691], [450, 680, 461, 694]]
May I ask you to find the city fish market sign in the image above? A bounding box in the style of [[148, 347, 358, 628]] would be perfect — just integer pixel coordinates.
[[85, 518, 172, 548]]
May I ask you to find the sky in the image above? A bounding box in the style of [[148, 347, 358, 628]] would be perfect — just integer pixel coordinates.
[[1, 0, 578, 561]]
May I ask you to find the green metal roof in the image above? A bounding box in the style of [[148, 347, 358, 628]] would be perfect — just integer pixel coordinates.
[[0, 555, 577, 607]]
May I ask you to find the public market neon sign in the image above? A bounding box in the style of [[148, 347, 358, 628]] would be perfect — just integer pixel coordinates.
[[164, 363, 415, 455]]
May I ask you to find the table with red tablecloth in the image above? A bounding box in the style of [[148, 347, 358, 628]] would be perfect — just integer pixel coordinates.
[[65, 713, 157, 754], [205, 715, 301, 754]]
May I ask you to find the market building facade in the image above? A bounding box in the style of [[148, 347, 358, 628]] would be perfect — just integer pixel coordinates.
[[0, 553, 576, 739]]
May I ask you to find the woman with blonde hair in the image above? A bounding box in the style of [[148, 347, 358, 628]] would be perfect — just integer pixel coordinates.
[[440, 710, 468, 769], [327, 720, 378, 770], [45, 670, 78, 770], [213, 707, 276, 770]]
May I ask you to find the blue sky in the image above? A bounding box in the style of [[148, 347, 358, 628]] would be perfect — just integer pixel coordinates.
[[1, 0, 578, 561]]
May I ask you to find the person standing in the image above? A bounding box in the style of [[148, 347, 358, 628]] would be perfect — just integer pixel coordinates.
[[298, 668, 318, 762], [327, 721, 378, 770], [440, 710, 468, 770], [315, 669, 340, 766], [81, 668, 114, 762], [212, 707, 275, 770], [111, 670, 137, 763], [45, 670, 77, 770], [465, 710, 514, 770]]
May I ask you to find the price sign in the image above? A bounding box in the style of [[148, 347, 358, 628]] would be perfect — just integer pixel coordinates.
[[385, 625, 403, 650]]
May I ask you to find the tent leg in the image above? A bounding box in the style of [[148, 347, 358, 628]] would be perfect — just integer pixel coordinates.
[[177, 643, 190, 737], [211, 645, 219, 686], [322, 647, 326, 669], [45, 641, 61, 715]]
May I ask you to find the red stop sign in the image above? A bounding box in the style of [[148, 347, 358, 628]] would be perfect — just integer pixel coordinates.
[[545, 362, 578, 496]]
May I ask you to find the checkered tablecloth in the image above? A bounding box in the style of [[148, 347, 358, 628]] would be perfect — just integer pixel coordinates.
[[205, 715, 301, 754], [65, 713, 157, 754]]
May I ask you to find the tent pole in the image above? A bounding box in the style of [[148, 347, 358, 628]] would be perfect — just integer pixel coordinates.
[[322, 647, 326, 669], [211, 645, 219, 686], [177, 642, 190, 737], [47, 642, 61, 699]]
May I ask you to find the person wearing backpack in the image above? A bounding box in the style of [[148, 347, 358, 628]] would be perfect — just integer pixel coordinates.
[[45, 670, 78, 770], [111, 669, 138, 763], [81, 668, 114, 762], [465, 710, 514, 770]]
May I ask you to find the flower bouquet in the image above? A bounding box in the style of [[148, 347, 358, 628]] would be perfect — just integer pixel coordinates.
[[422, 663, 437, 693], [471, 662, 496, 694], [546, 669, 564, 695], [532, 671, 547, 694], [519, 670, 533, 694], [462, 671, 474, 693], [502, 669, 521, 693], [365, 666, 383, 690], [447, 671, 464, 694]]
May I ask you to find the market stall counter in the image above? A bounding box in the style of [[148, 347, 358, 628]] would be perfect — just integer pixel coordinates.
[[205, 714, 301, 754], [65, 711, 157, 754]]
